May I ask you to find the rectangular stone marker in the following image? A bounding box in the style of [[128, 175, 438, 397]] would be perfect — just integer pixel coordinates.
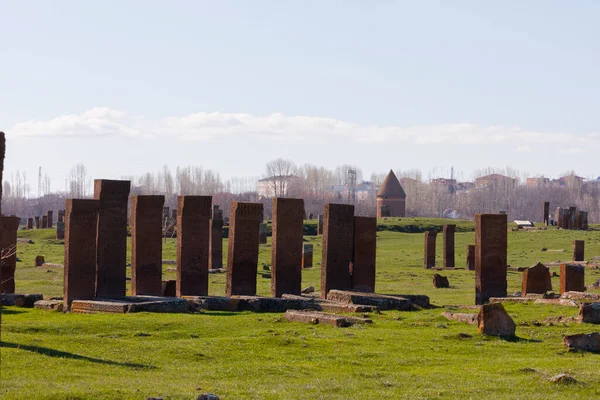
[[424, 231, 437, 269], [573, 240, 585, 262], [466, 245, 475, 271], [56, 221, 65, 240], [41, 215, 48, 229], [351, 216, 377, 293], [562, 208, 570, 230], [131, 195, 165, 296], [176, 196, 212, 297], [555, 208, 562, 228], [47, 210, 53, 229], [576, 211, 583, 230], [226, 201, 263, 296], [521, 262, 552, 295], [569, 206, 577, 230], [57, 209, 65, 223], [302, 244, 313, 269], [26, 217, 34, 230], [0, 216, 21, 294], [317, 214, 323, 235], [475, 214, 508, 305], [443, 224, 456, 268], [34, 216, 40, 229], [94, 179, 131, 298], [560, 264, 585, 294], [582, 211, 589, 230], [543, 202, 550, 225], [209, 217, 224, 270], [259, 223, 268, 244], [271, 198, 305, 297], [64, 200, 100, 308], [320, 204, 354, 298]]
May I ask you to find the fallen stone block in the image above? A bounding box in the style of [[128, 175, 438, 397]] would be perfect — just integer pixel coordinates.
[[534, 298, 578, 307], [563, 332, 600, 352], [281, 294, 378, 313], [562, 291, 600, 301], [284, 310, 372, 327], [549, 374, 578, 384], [327, 290, 415, 311], [477, 303, 516, 337], [34, 299, 64, 312], [488, 297, 534, 303], [441, 312, 477, 325], [1, 293, 44, 307], [184, 296, 241, 312], [235, 296, 312, 313], [579, 303, 600, 324], [71, 297, 191, 314], [382, 294, 430, 308], [71, 300, 129, 314]]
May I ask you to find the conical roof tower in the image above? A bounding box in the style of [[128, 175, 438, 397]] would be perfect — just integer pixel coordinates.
[[377, 170, 406, 199], [376, 170, 406, 218]]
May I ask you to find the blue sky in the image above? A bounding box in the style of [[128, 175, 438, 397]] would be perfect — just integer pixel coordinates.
[[1, 1, 599, 190]]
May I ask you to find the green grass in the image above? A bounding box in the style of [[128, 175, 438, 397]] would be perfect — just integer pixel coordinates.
[[2, 219, 600, 399]]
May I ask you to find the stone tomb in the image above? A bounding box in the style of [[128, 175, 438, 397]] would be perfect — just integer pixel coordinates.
[[271, 198, 304, 297], [560, 264, 585, 294], [573, 240, 584, 262], [475, 214, 508, 305], [0, 216, 21, 293], [176, 196, 212, 297], [466, 245, 475, 271], [63, 199, 100, 308], [521, 262, 552, 295], [320, 204, 354, 298], [302, 244, 313, 268], [443, 224, 455, 268], [131, 195, 164, 296], [226, 201, 263, 296], [423, 231, 437, 269], [351, 216, 377, 293], [94, 179, 131, 298]]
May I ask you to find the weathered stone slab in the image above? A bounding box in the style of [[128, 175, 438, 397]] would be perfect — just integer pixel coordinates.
[[57, 209, 65, 223], [47, 210, 53, 229], [489, 297, 534, 303], [534, 299, 578, 307], [26, 217, 34, 229], [443, 224, 455, 268], [94, 179, 131, 298], [64, 199, 100, 308], [441, 312, 477, 325], [326, 290, 414, 311], [475, 214, 508, 305], [233, 296, 312, 313], [320, 204, 354, 298], [209, 218, 224, 270], [562, 291, 600, 301], [521, 262, 552, 295], [579, 303, 600, 324], [56, 221, 65, 240], [466, 245, 475, 271], [423, 231, 437, 269], [381, 294, 430, 308], [563, 332, 600, 352], [280, 294, 378, 313], [0, 216, 20, 293], [351, 216, 376, 293], [302, 244, 313, 269], [162, 280, 176, 297], [41, 215, 48, 229], [1, 293, 43, 307], [131, 195, 164, 296], [258, 223, 268, 244], [284, 310, 371, 327], [560, 264, 585, 294], [183, 296, 241, 312], [34, 216, 40, 229], [226, 202, 263, 296], [543, 201, 550, 225], [271, 198, 304, 297], [71, 297, 190, 314], [177, 196, 212, 297], [34, 299, 64, 312], [573, 240, 585, 262], [433, 274, 449, 288], [477, 302, 516, 337]]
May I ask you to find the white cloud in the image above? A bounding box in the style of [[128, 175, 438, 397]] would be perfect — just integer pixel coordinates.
[[7, 108, 600, 149], [560, 147, 589, 154], [516, 145, 531, 153]]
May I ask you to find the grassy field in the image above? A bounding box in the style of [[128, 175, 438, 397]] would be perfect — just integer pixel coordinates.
[[2, 218, 600, 399]]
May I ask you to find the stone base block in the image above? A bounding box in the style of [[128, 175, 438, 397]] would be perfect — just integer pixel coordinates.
[[326, 290, 415, 311], [284, 310, 372, 327]]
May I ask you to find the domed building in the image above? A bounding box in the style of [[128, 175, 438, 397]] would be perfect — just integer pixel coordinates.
[[376, 170, 406, 218]]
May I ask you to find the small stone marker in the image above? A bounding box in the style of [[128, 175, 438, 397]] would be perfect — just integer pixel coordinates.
[[320, 204, 354, 298], [302, 244, 313, 269], [466, 245, 475, 271], [26, 217, 34, 230], [560, 264, 585, 294], [35, 255, 45, 267], [271, 198, 304, 297], [475, 214, 508, 305], [521, 262, 552, 295], [563, 332, 600, 352], [258, 223, 268, 244], [351, 216, 377, 293], [443, 224, 455, 268], [578, 303, 600, 324], [477, 302, 516, 337], [0, 216, 20, 293], [41, 215, 48, 229], [34, 216, 40, 229], [423, 231, 437, 269], [573, 240, 584, 262], [432, 273, 449, 288]]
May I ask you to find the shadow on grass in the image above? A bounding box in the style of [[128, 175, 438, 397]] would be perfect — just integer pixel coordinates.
[[0, 309, 27, 315], [497, 336, 543, 343], [0, 341, 156, 369]]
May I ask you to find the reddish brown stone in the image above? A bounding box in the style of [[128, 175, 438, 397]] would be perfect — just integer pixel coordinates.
[[47, 210, 53, 229], [34, 216, 40, 229], [543, 201, 550, 225], [259, 223, 268, 244], [573, 240, 585, 262], [443, 224, 455, 268], [320, 204, 354, 298], [521, 262, 552, 295], [94, 179, 131, 298], [41, 215, 48, 229], [302, 244, 313, 268], [569, 206, 577, 230], [35, 255, 45, 267], [582, 211, 589, 230], [477, 302, 516, 337], [351, 216, 377, 293], [176, 196, 212, 297], [0, 216, 20, 293], [131, 195, 164, 296], [433, 273, 450, 288], [475, 214, 508, 305], [466, 245, 475, 271], [271, 198, 304, 297], [26, 217, 34, 230], [560, 264, 585, 294], [57, 209, 65, 223], [226, 201, 263, 296], [209, 218, 224, 270], [424, 231, 437, 269], [162, 280, 176, 297], [64, 199, 100, 308], [376, 170, 406, 218]]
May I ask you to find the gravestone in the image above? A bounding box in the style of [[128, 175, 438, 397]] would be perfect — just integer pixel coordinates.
[[41, 215, 48, 229], [433, 273, 450, 288], [176, 196, 212, 296], [573, 240, 585, 262], [226, 201, 263, 296], [302, 244, 313, 269], [562, 208, 570, 230], [209, 215, 224, 270], [34, 216, 40, 229], [423, 231, 437, 269], [320, 204, 354, 298], [543, 202, 550, 225], [271, 198, 304, 297], [569, 206, 577, 230], [582, 211, 589, 230], [56, 221, 65, 240], [475, 214, 508, 305], [351, 216, 377, 293], [0, 216, 20, 293], [47, 210, 53, 229], [131, 195, 165, 296], [26, 217, 34, 230], [308, 213, 313, 220], [555, 208, 562, 228], [259, 223, 268, 244], [57, 209, 65, 223], [317, 214, 323, 235], [576, 211, 583, 230], [466, 245, 475, 271], [63, 199, 100, 308], [521, 262, 552, 295], [560, 264, 585, 294], [443, 224, 455, 268], [94, 179, 131, 298]]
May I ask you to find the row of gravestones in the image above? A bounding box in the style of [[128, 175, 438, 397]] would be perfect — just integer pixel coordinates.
[[423, 225, 456, 268], [24, 210, 67, 239], [522, 262, 586, 295], [64, 184, 377, 309], [554, 206, 588, 230]]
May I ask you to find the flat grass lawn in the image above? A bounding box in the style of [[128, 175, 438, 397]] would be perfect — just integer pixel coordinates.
[[2, 219, 600, 399]]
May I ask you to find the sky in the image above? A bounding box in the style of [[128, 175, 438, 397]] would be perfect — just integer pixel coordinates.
[[1, 1, 599, 192]]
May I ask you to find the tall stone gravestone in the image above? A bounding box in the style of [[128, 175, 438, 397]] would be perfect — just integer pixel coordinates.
[[209, 207, 224, 270], [47, 210, 53, 229], [41, 215, 48, 229], [226, 201, 263, 296], [423, 231, 437, 269], [271, 198, 304, 297], [573, 240, 584, 262], [466, 245, 475, 271], [131, 195, 164, 296], [63, 199, 100, 308], [94, 179, 131, 298], [443, 224, 455, 268], [56, 210, 65, 239], [259, 223, 268, 244], [543, 201, 550, 225], [26, 217, 34, 230], [475, 214, 507, 305], [302, 244, 313, 269], [560, 264, 585, 294], [0, 216, 20, 293], [351, 216, 377, 293], [34, 216, 40, 229], [569, 206, 577, 230], [521, 262, 551, 295], [320, 204, 354, 298], [176, 196, 212, 297]]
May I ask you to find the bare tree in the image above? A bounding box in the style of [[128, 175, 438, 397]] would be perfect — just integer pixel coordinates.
[[264, 158, 297, 197]]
